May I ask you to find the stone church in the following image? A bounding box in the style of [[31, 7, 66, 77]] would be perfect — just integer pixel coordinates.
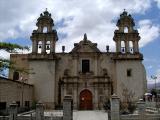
[[9, 10, 147, 110]]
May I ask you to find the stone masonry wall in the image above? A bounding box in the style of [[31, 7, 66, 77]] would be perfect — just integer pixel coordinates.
[[0, 77, 33, 107]]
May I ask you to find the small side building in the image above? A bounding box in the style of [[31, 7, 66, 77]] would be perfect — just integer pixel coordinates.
[[0, 77, 34, 110]]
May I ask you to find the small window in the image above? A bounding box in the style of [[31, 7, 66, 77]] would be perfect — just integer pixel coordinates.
[[13, 71, 19, 80], [127, 69, 132, 77], [82, 59, 90, 73], [25, 101, 30, 108], [0, 102, 6, 110]]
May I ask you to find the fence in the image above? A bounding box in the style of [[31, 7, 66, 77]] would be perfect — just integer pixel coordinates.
[[0, 96, 73, 120], [110, 94, 160, 120]]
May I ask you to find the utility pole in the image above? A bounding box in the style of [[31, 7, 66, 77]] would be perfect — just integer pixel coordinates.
[[151, 75, 157, 102]]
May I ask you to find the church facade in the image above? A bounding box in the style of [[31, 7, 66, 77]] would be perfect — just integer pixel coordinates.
[[9, 10, 147, 110]]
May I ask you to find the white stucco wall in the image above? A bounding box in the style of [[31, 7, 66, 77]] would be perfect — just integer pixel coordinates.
[[29, 60, 56, 108], [115, 60, 147, 101]]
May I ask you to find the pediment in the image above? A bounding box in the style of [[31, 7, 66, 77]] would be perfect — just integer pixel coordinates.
[[71, 34, 101, 53]]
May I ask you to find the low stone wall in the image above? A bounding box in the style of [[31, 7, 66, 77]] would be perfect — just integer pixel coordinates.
[[110, 94, 160, 120], [0, 116, 62, 120], [121, 114, 160, 120], [1, 96, 72, 120], [0, 116, 9, 120]]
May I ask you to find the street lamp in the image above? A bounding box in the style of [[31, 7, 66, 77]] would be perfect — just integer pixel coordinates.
[[151, 75, 157, 91]]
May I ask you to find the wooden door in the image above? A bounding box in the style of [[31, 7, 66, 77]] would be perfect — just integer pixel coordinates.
[[79, 89, 93, 110]]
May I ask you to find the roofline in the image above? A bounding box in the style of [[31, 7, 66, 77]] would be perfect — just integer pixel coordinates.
[[0, 76, 33, 86]]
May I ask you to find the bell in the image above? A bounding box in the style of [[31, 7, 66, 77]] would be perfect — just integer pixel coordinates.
[[122, 47, 125, 53], [39, 45, 42, 48], [46, 45, 50, 50]]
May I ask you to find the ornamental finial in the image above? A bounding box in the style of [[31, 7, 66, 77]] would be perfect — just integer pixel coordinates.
[[83, 33, 87, 41]]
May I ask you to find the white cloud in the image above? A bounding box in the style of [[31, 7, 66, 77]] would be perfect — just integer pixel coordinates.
[[0, 0, 157, 54], [138, 19, 160, 47], [147, 69, 160, 84], [0, 50, 10, 60]]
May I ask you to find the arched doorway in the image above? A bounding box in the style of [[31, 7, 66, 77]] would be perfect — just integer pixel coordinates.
[[79, 89, 93, 110]]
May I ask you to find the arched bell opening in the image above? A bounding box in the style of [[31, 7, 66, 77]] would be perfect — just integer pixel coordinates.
[[38, 41, 42, 53], [121, 41, 125, 53], [46, 41, 51, 54], [129, 41, 133, 54]]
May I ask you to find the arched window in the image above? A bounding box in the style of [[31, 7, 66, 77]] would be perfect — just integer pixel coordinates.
[[121, 41, 125, 53], [43, 27, 48, 33], [13, 71, 19, 80], [129, 41, 133, 53], [38, 41, 42, 53], [124, 27, 128, 33], [46, 41, 50, 54]]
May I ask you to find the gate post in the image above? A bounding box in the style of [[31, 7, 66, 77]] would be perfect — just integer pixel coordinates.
[[63, 96, 73, 120], [9, 101, 18, 120], [110, 94, 120, 120], [137, 100, 145, 120], [36, 101, 44, 120]]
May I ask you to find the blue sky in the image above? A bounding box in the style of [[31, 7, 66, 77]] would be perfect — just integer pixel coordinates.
[[0, 0, 160, 84]]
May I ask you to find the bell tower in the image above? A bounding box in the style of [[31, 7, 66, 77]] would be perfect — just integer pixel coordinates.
[[113, 10, 140, 54], [30, 9, 58, 54]]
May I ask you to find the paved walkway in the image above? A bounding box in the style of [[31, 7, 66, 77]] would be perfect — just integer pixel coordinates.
[[73, 110, 108, 120]]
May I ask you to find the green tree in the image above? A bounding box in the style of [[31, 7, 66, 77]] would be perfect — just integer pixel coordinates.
[[0, 42, 29, 76]]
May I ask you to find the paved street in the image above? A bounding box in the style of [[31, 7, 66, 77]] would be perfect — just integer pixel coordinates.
[[73, 111, 108, 120]]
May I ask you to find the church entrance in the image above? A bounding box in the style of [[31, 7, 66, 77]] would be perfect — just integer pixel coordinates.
[[79, 89, 93, 110]]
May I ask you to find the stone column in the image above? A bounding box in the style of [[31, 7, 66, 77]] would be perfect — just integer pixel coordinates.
[[63, 84, 67, 96], [9, 102, 18, 120], [50, 40, 55, 53], [48, 26, 52, 32], [116, 41, 121, 53], [73, 57, 78, 76], [38, 25, 42, 32], [41, 40, 46, 54], [63, 96, 73, 120], [119, 27, 123, 32], [133, 41, 139, 53], [129, 26, 133, 32], [125, 41, 129, 53], [137, 100, 145, 119], [110, 94, 120, 120], [94, 55, 98, 76], [32, 39, 35, 53], [36, 102, 44, 120], [32, 39, 38, 54], [73, 87, 77, 109], [94, 88, 98, 109]]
